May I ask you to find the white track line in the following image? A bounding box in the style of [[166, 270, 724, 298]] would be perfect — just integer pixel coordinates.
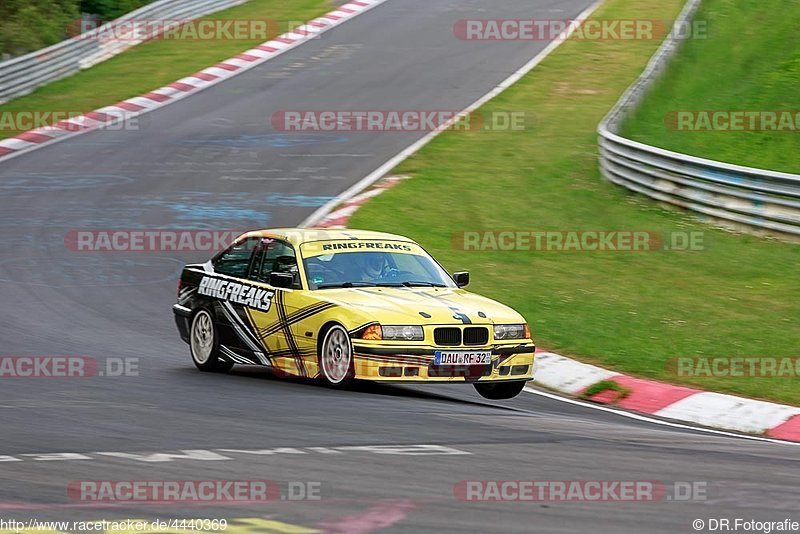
[[523, 386, 800, 447], [302, 0, 605, 226]]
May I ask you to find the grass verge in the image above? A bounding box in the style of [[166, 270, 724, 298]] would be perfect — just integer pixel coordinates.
[[621, 0, 800, 173], [0, 0, 330, 139], [350, 0, 800, 405]]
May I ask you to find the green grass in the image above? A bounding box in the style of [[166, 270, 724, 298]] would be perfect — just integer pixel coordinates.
[[0, 0, 330, 138], [621, 0, 800, 173], [350, 0, 800, 405], [580, 380, 632, 402]]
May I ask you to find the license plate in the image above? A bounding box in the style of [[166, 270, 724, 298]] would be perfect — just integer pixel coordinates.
[[434, 350, 491, 366]]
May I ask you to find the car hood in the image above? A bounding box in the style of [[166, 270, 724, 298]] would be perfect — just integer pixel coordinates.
[[313, 287, 525, 325]]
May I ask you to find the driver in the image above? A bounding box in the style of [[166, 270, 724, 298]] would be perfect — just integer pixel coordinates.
[[360, 253, 389, 281]]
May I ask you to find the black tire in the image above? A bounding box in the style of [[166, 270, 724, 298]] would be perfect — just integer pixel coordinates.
[[474, 380, 526, 400], [318, 324, 354, 387], [189, 309, 232, 373]]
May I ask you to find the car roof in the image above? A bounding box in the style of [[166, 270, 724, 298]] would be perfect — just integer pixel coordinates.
[[235, 228, 418, 247]]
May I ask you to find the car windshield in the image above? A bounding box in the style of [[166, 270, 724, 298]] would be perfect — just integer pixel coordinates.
[[300, 240, 456, 290]]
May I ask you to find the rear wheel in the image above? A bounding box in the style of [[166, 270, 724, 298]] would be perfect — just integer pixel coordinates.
[[189, 309, 232, 373], [474, 381, 526, 400], [319, 324, 354, 387]]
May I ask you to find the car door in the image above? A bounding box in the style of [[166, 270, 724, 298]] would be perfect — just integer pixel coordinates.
[[246, 238, 311, 377], [208, 236, 268, 363]]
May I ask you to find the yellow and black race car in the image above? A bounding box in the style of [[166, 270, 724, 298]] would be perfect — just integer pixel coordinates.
[[173, 228, 535, 399]]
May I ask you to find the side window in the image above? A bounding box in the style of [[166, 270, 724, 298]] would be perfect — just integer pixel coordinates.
[[213, 237, 259, 278], [250, 239, 302, 289]]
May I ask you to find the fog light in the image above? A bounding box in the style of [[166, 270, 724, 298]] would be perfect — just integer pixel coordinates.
[[511, 365, 529, 375], [378, 366, 403, 377]]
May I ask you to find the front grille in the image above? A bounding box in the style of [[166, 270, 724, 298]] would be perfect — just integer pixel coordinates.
[[463, 327, 489, 345], [434, 327, 461, 346]]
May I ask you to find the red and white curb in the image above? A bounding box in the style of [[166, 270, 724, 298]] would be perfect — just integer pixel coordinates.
[[0, 0, 387, 163], [314, 175, 406, 228], [533, 350, 800, 442]]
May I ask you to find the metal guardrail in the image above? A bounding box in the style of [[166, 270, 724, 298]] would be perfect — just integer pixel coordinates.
[[0, 0, 247, 105], [597, 0, 800, 237]]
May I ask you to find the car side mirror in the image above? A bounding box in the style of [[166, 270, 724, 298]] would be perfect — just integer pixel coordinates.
[[453, 271, 469, 288], [269, 272, 294, 289]]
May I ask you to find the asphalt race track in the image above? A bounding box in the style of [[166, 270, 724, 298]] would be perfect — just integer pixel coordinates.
[[0, 0, 797, 532]]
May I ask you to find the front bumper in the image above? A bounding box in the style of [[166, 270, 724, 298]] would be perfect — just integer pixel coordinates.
[[350, 341, 536, 383]]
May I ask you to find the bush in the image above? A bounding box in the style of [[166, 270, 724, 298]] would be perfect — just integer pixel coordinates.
[[0, 0, 80, 57], [0, 0, 154, 58], [80, 0, 154, 21]]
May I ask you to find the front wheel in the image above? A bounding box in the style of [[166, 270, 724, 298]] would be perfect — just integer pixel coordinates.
[[189, 309, 232, 373], [318, 324, 354, 387], [474, 381, 526, 400]]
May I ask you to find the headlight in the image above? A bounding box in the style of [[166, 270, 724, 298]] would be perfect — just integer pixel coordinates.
[[493, 324, 528, 340], [381, 325, 424, 341]]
